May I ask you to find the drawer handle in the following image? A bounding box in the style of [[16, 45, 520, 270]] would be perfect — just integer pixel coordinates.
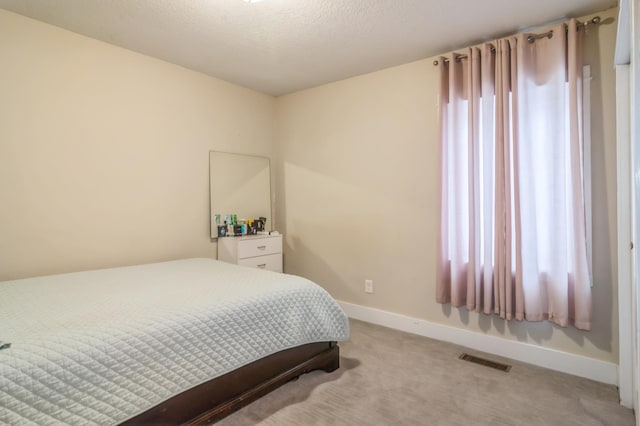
[[257, 245, 267, 250], [257, 264, 266, 268]]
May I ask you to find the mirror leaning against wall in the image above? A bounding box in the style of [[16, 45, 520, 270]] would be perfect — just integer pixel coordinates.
[[209, 151, 272, 239]]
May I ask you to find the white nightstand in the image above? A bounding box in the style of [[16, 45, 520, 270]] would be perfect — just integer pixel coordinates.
[[217, 234, 283, 273]]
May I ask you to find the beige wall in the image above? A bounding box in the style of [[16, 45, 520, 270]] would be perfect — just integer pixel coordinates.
[[0, 10, 276, 280], [275, 7, 620, 363]]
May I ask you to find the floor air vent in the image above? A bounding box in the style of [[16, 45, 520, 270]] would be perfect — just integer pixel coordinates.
[[458, 353, 512, 372]]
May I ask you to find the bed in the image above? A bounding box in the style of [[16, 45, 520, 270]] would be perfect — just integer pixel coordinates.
[[0, 258, 349, 425]]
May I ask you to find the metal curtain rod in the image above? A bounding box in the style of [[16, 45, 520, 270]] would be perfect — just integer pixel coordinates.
[[527, 16, 601, 43], [433, 16, 601, 66]]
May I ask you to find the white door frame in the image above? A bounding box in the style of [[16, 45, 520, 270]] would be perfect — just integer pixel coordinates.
[[616, 63, 633, 409], [614, 0, 637, 416], [631, 0, 640, 417]]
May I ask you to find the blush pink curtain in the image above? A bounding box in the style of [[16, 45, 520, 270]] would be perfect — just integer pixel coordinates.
[[436, 19, 592, 330]]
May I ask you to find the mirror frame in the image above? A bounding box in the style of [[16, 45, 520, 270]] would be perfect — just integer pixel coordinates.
[[209, 151, 272, 239]]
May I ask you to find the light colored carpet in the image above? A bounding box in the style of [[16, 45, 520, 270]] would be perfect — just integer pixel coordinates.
[[219, 319, 634, 425]]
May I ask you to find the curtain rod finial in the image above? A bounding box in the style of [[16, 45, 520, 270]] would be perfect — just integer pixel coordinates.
[[433, 60, 439, 66]]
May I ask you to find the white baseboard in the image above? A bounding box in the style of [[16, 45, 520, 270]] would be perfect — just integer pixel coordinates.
[[338, 301, 618, 385]]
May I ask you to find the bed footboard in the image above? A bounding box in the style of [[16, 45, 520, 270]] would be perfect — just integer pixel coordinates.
[[121, 341, 340, 425]]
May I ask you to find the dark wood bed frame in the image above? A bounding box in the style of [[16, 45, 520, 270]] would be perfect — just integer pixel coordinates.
[[121, 341, 340, 425]]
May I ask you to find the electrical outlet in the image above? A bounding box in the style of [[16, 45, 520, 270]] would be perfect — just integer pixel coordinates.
[[365, 279, 373, 294]]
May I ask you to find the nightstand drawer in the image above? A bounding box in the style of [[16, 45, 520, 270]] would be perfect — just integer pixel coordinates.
[[218, 234, 284, 273], [238, 253, 283, 273], [237, 236, 282, 259]]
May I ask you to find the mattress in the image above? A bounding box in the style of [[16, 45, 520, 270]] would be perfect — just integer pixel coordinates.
[[0, 258, 349, 425]]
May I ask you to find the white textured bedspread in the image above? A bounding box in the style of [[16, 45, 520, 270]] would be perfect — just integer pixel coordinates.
[[0, 258, 349, 425]]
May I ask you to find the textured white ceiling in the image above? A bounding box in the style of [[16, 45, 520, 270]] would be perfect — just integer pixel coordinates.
[[0, 0, 617, 96]]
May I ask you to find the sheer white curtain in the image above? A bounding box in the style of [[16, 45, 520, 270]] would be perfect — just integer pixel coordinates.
[[436, 19, 592, 330]]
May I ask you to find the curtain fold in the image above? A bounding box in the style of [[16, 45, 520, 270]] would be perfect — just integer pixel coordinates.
[[436, 20, 591, 330]]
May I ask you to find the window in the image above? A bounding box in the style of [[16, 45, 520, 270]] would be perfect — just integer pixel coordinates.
[[435, 21, 592, 330]]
